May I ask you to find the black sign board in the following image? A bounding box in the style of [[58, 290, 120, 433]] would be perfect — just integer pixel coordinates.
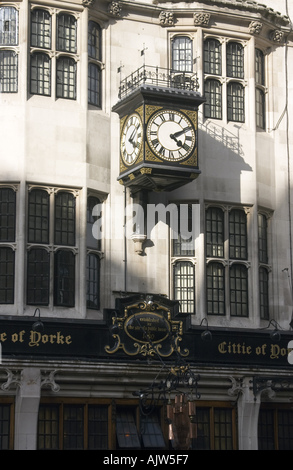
[[0, 314, 292, 370]]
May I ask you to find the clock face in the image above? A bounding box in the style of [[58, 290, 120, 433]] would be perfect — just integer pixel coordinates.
[[147, 109, 196, 161], [121, 113, 143, 165]]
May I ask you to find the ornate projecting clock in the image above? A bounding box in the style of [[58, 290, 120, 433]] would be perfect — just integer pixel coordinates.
[[112, 84, 205, 193]]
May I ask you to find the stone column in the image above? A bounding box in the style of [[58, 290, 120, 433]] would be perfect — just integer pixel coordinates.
[[14, 368, 41, 450], [237, 377, 260, 450]]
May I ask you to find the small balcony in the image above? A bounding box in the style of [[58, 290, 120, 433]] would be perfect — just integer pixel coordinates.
[[118, 65, 200, 100]]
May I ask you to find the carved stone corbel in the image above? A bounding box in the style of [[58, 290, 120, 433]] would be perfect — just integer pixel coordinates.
[[1, 369, 21, 391], [41, 370, 60, 393]]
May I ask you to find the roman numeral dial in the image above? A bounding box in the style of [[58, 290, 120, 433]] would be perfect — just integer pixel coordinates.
[[121, 113, 143, 165], [146, 110, 196, 161]]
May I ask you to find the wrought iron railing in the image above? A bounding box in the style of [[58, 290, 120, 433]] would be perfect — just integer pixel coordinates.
[[118, 65, 199, 100]]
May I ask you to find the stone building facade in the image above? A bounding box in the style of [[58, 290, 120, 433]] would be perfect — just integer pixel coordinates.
[[0, 0, 293, 450]]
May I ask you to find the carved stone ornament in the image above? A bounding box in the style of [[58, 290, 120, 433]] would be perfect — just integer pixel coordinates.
[[41, 370, 60, 393], [81, 0, 95, 6], [159, 11, 175, 26], [108, 1, 121, 17], [249, 21, 263, 35], [194, 12, 211, 26], [270, 29, 285, 43]]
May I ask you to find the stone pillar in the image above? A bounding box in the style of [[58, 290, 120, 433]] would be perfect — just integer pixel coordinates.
[[14, 368, 41, 450], [237, 377, 261, 450]]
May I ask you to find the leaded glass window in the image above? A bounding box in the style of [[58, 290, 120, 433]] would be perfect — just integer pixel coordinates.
[[54, 192, 76, 246], [54, 250, 75, 307], [28, 189, 49, 244], [86, 253, 100, 310], [229, 209, 247, 259], [206, 207, 224, 257], [88, 21, 101, 60], [256, 88, 265, 129], [88, 62, 101, 107], [56, 57, 76, 100], [227, 82, 245, 122], [204, 38, 222, 75], [0, 7, 18, 46], [207, 262, 225, 316], [31, 9, 51, 49], [204, 79, 222, 119], [0, 188, 16, 242], [227, 42, 244, 79], [57, 13, 77, 53], [173, 261, 195, 314], [30, 52, 51, 96], [230, 264, 248, 317], [0, 247, 14, 304], [172, 36, 193, 72], [0, 51, 18, 93], [27, 248, 50, 306]]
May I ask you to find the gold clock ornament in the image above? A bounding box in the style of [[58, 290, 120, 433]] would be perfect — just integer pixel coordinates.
[[146, 109, 196, 162], [121, 113, 143, 166]]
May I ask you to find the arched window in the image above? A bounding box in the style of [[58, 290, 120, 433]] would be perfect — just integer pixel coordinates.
[[56, 57, 76, 100], [0, 6, 18, 45], [204, 38, 222, 75], [227, 42, 244, 79], [57, 13, 77, 53], [227, 82, 245, 122], [31, 8, 51, 49], [173, 261, 195, 314], [30, 52, 51, 96], [207, 262, 225, 316], [204, 79, 222, 120], [172, 36, 193, 72]]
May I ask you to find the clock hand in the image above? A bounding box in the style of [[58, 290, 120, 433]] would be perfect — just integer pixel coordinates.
[[170, 134, 183, 147], [170, 126, 192, 139]]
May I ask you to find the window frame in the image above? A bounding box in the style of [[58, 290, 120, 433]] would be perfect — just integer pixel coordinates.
[[0, 6, 18, 46], [0, 50, 18, 93], [172, 35, 193, 73], [30, 51, 51, 96]]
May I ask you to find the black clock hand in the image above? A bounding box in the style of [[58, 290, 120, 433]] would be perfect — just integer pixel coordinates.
[[170, 134, 183, 147], [170, 126, 192, 139]]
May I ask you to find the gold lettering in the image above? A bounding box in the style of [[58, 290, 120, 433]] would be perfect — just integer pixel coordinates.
[[0, 332, 7, 342], [29, 331, 41, 347], [256, 344, 267, 356], [218, 342, 227, 354]]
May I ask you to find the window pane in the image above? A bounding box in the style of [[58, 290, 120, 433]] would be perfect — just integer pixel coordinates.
[[204, 38, 222, 75], [227, 42, 244, 79], [0, 51, 18, 93], [172, 36, 193, 72], [0, 188, 16, 242], [258, 409, 275, 450], [88, 21, 101, 60], [28, 189, 49, 244], [230, 264, 248, 317], [214, 408, 233, 450], [31, 9, 51, 49], [116, 410, 141, 449], [193, 408, 210, 450], [256, 49, 265, 85], [204, 79, 222, 119], [54, 192, 76, 246], [30, 52, 51, 96], [0, 7, 18, 45], [88, 406, 108, 450], [259, 267, 269, 320], [174, 261, 195, 314], [57, 13, 77, 53], [207, 262, 225, 315], [256, 88, 265, 129], [27, 248, 50, 306], [0, 405, 11, 450], [88, 63, 101, 107], [206, 207, 224, 257], [227, 82, 245, 122], [56, 57, 76, 100], [229, 209, 247, 259], [0, 248, 15, 304], [63, 405, 84, 450], [278, 410, 293, 450], [141, 413, 166, 449], [38, 405, 59, 450], [54, 250, 75, 307], [86, 253, 100, 310], [87, 196, 101, 250]]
